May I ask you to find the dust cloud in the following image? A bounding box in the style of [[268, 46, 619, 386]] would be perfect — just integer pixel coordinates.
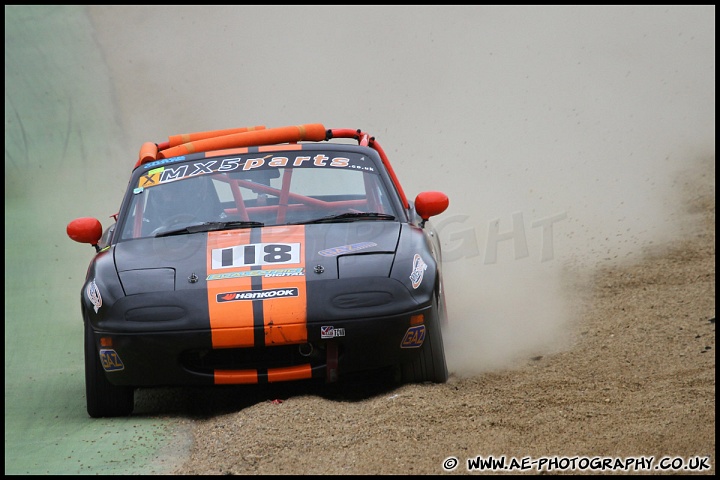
[[86, 6, 715, 376]]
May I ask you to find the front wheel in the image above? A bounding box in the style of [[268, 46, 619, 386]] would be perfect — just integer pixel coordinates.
[[84, 318, 134, 417], [398, 293, 449, 384]]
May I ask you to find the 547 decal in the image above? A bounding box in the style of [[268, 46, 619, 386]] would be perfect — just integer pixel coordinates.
[[212, 242, 301, 269]]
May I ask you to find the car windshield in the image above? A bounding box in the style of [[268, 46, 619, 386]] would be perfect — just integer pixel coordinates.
[[117, 150, 401, 240]]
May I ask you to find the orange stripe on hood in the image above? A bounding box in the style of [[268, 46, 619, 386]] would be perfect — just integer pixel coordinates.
[[206, 225, 308, 349], [207, 229, 255, 348], [260, 225, 308, 345]]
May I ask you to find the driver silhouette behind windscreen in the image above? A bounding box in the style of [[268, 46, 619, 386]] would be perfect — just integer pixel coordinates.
[[144, 175, 225, 235]]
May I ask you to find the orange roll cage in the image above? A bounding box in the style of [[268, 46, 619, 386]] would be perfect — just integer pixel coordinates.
[[134, 123, 409, 209]]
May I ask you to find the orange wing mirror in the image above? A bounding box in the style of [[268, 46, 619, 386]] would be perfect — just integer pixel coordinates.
[[67, 217, 103, 248], [414, 191, 449, 223]]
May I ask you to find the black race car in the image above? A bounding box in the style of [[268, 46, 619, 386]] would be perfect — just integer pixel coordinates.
[[67, 123, 450, 417]]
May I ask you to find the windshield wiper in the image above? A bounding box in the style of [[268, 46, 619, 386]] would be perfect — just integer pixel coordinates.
[[292, 212, 396, 225], [154, 220, 264, 237]]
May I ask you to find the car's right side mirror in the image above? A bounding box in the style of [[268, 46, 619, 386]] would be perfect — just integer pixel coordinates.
[[414, 191, 449, 222]]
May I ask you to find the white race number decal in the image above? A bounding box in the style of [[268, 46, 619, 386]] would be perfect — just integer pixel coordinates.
[[211, 243, 301, 269]]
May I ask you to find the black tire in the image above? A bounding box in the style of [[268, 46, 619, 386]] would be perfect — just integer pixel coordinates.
[[84, 318, 134, 417], [399, 293, 449, 384]]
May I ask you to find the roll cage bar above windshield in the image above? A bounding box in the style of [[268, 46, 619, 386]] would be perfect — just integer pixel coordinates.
[[134, 123, 409, 209]]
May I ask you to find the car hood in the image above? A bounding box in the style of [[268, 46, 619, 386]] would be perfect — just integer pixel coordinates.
[[113, 222, 401, 293]]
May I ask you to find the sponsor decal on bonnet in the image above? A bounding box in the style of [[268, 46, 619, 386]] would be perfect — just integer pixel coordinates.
[[207, 267, 305, 281], [409, 254, 427, 289], [87, 279, 102, 313], [318, 241, 378, 257], [217, 287, 299, 302]]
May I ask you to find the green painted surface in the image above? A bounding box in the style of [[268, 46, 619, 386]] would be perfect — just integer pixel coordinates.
[[4, 6, 183, 474]]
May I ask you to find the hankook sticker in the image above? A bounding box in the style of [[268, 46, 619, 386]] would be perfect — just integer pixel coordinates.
[[217, 287, 299, 302]]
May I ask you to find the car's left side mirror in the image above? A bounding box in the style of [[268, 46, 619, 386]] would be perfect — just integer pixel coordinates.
[[67, 217, 103, 250], [414, 191, 449, 222]]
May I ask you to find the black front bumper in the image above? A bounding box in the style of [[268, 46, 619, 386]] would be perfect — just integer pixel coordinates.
[[90, 303, 435, 387]]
